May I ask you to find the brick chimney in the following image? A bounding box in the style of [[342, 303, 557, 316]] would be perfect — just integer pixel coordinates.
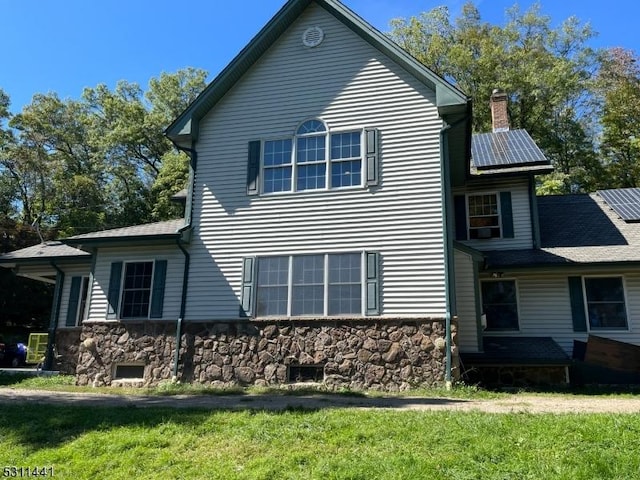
[[490, 89, 509, 132]]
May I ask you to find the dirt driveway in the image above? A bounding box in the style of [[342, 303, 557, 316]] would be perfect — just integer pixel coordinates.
[[1, 388, 639, 413]]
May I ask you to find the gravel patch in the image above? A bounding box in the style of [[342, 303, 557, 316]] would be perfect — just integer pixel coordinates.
[[1, 388, 639, 413]]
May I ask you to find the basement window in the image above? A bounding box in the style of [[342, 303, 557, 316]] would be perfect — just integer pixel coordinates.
[[288, 364, 324, 383], [114, 364, 145, 380]]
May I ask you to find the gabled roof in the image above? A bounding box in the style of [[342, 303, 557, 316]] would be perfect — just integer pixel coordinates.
[[165, 0, 469, 147], [63, 219, 187, 247], [484, 193, 640, 268], [0, 241, 91, 266]]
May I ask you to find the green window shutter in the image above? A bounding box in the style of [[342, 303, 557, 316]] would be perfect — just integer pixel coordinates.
[[568, 276, 587, 332], [239, 257, 255, 317], [500, 191, 514, 238], [66, 276, 82, 327], [365, 128, 379, 186], [106, 262, 123, 319], [247, 141, 261, 195], [454, 195, 468, 241], [366, 252, 380, 315], [150, 260, 168, 318]]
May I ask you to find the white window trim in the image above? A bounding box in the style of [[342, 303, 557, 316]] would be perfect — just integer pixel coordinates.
[[582, 275, 630, 332], [480, 277, 520, 332], [466, 191, 503, 240], [256, 251, 366, 317], [260, 120, 366, 195], [119, 260, 157, 320]]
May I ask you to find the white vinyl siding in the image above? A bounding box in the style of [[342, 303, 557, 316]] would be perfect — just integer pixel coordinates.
[[455, 178, 533, 250], [454, 250, 480, 352], [86, 246, 185, 322], [186, 4, 447, 320], [480, 268, 640, 354]]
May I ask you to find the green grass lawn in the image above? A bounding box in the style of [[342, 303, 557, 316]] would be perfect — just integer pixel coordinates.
[[1, 404, 639, 480]]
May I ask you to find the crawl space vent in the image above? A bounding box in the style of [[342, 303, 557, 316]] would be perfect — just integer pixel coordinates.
[[302, 26, 324, 48]]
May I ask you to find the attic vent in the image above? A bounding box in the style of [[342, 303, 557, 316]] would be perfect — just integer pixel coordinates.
[[302, 26, 324, 48]]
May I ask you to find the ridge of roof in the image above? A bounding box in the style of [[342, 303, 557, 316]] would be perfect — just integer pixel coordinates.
[[165, 0, 469, 146]]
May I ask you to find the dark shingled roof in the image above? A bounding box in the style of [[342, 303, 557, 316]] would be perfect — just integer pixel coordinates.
[[0, 241, 90, 263], [461, 336, 571, 366], [484, 193, 640, 268], [63, 219, 186, 244]]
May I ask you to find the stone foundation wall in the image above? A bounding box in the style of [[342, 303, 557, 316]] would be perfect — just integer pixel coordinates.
[[54, 328, 82, 374], [77, 318, 459, 391]]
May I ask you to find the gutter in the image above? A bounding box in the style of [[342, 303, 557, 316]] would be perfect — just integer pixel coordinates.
[[168, 140, 197, 380], [439, 112, 471, 389], [43, 262, 65, 371]]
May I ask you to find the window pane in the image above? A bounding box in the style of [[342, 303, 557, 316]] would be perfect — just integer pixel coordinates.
[[331, 160, 361, 187], [481, 280, 518, 330], [264, 139, 292, 166], [257, 257, 289, 316], [331, 132, 361, 159], [585, 277, 628, 329], [292, 255, 324, 315], [297, 136, 326, 163], [328, 253, 361, 315], [328, 284, 361, 315], [297, 119, 326, 135], [121, 262, 153, 318], [264, 166, 292, 193], [297, 164, 326, 190]]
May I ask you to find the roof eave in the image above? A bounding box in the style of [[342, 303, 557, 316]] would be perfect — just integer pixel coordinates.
[[62, 233, 183, 248]]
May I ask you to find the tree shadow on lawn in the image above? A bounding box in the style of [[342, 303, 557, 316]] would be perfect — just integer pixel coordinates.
[[0, 396, 469, 452]]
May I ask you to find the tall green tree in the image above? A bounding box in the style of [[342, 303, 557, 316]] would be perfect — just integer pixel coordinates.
[[388, 1, 600, 193], [596, 47, 640, 188]]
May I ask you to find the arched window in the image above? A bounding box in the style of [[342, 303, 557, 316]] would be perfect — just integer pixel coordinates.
[[296, 119, 328, 191], [259, 118, 365, 194]]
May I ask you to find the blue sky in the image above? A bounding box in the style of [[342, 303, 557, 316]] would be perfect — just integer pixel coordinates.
[[3, 1, 639, 115]]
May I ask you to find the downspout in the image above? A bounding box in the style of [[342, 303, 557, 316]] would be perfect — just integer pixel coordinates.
[[168, 139, 197, 380], [174, 237, 190, 379], [439, 113, 470, 389], [44, 262, 65, 371]]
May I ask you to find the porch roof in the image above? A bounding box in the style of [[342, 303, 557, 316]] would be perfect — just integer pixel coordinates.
[[462, 336, 571, 366]]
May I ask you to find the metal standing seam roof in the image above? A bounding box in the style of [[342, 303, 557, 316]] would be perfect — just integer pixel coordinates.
[[471, 129, 549, 170]]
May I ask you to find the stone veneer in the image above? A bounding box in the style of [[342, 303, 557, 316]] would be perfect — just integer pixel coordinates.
[[76, 318, 459, 391], [54, 328, 82, 375]]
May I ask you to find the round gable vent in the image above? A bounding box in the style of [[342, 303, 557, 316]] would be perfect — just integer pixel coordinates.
[[302, 26, 324, 48]]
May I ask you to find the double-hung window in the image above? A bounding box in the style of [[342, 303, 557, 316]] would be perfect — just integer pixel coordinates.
[[120, 261, 154, 318], [243, 252, 378, 317], [481, 279, 519, 330], [106, 260, 167, 320], [468, 193, 501, 239], [584, 276, 628, 330], [259, 119, 364, 194]]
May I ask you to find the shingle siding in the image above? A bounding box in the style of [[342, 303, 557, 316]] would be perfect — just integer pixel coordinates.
[[187, 4, 447, 320]]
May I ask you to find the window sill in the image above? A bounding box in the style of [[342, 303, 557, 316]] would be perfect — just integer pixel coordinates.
[[258, 185, 366, 198]]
